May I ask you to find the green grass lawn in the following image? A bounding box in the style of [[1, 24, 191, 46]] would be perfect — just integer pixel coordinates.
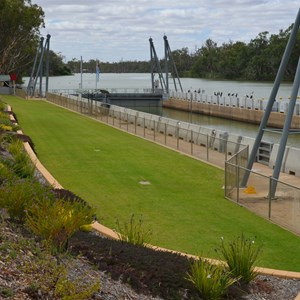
[[3, 95, 300, 271]]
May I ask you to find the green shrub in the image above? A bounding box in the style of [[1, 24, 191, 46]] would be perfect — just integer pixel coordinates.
[[115, 214, 152, 246], [0, 220, 100, 300], [26, 196, 96, 253], [0, 287, 14, 298], [6, 139, 35, 179], [0, 100, 5, 112], [218, 235, 261, 283], [0, 162, 15, 185], [0, 131, 14, 145], [54, 267, 101, 300], [0, 178, 52, 221], [0, 116, 19, 132], [0, 124, 13, 132], [25, 254, 101, 300], [186, 258, 238, 300]]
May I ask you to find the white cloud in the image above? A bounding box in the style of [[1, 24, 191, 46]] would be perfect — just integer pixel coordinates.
[[32, 0, 300, 62]]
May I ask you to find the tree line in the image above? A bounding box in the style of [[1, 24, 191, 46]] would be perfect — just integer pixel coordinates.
[[0, 0, 299, 82], [66, 25, 299, 82], [189, 25, 300, 81]]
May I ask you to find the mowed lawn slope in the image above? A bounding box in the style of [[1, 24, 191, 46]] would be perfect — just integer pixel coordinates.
[[3, 95, 300, 271]]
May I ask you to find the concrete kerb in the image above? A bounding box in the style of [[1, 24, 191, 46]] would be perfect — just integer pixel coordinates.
[[7, 102, 300, 295]]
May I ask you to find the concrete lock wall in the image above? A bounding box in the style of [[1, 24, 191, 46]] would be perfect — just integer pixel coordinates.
[[164, 97, 300, 129]]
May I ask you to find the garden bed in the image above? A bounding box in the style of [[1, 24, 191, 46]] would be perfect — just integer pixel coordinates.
[[69, 230, 300, 300]]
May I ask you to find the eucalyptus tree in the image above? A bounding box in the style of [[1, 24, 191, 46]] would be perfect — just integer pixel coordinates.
[[0, 0, 44, 75], [191, 39, 220, 78]]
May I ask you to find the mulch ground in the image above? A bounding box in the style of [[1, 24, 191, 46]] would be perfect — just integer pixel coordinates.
[[69, 230, 202, 300], [69, 230, 258, 300]]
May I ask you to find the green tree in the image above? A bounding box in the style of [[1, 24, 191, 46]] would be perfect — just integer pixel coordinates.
[[191, 39, 220, 78], [244, 31, 271, 80], [170, 47, 193, 76], [281, 25, 300, 81], [0, 0, 45, 75], [219, 41, 249, 79], [47, 51, 72, 76]]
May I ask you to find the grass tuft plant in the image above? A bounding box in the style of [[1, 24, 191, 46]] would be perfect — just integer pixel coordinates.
[[116, 214, 152, 246], [0, 162, 15, 185], [26, 196, 96, 253], [5, 139, 35, 179], [186, 258, 238, 300], [54, 266, 101, 300], [218, 235, 261, 283], [0, 178, 52, 222], [0, 218, 100, 300]]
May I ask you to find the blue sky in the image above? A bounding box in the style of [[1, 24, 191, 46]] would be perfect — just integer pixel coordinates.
[[32, 0, 299, 63]]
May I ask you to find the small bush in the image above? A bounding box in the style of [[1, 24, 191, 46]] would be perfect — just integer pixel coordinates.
[[0, 101, 5, 112], [0, 116, 19, 132], [15, 133, 35, 152], [0, 220, 100, 300], [26, 197, 96, 253], [6, 139, 35, 179], [0, 178, 52, 221], [186, 258, 238, 300], [25, 254, 101, 300], [116, 214, 152, 246], [0, 162, 15, 185], [0, 287, 14, 298], [0, 124, 13, 132], [218, 235, 261, 283], [54, 266, 101, 300]]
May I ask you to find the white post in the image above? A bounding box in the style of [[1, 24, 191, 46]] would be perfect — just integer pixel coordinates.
[[80, 56, 83, 89]]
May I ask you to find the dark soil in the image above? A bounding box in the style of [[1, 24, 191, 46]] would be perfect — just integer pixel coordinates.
[[69, 230, 201, 300], [69, 230, 258, 300]]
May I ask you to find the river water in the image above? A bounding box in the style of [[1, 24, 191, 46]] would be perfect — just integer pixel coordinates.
[[23, 73, 300, 147]]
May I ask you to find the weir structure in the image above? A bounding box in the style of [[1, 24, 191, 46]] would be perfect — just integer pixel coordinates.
[[149, 35, 183, 94], [27, 34, 51, 97], [242, 8, 300, 198]]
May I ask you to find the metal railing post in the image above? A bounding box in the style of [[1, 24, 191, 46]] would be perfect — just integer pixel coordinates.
[[206, 134, 209, 161], [191, 130, 193, 156], [268, 176, 272, 219], [164, 123, 167, 145], [177, 125, 179, 150], [224, 161, 228, 197], [236, 165, 240, 203]]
